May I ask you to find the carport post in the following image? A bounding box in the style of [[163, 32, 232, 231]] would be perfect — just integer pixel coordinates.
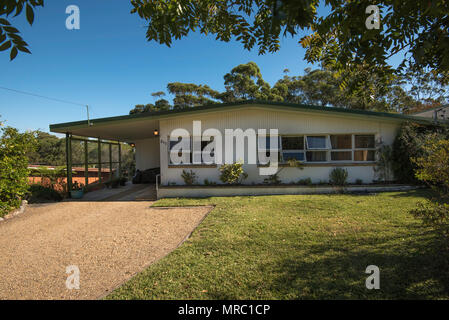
[[84, 140, 88, 187], [118, 142, 122, 178], [65, 133, 73, 195], [109, 143, 112, 181], [98, 138, 102, 183]]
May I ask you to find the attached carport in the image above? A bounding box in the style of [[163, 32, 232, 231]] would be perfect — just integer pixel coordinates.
[[49, 114, 161, 192]]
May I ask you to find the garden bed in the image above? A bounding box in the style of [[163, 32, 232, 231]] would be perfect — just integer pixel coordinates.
[[157, 183, 420, 198]]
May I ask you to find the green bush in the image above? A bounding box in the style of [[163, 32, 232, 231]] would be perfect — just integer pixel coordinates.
[[204, 179, 216, 186], [27, 184, 63, 203], [219, 163, 248, 184], [297, 177, 312, 186], [0, 126, 37, 217], [181, 170, 197, 185], [263, 173, 282, 185], [410, 138, 449, 244], [329, 168, 348, 186], [392, 122, 449, 183]]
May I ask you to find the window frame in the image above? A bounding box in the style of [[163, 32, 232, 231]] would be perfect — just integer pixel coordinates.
[[280, 135, 305, 163], [273, 133, 377, 164], [353, 134, 376, 162], [330, 134, 353, 162]]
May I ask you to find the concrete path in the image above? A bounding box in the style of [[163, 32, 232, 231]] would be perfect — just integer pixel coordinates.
[[0, 201, 212, 299]]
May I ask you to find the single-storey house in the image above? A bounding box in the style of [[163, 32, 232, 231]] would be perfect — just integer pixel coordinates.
[[49, 100, 441, 198]]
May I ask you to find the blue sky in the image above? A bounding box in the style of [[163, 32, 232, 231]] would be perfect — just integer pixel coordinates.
[[0, 1, 401, 134]]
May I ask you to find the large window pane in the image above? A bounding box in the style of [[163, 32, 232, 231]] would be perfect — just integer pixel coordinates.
[[355, 135, 375, 148], [306, 151, 327, 162], [354, 150, 375, 161], [330, 135, 351, 149], [331, 151, 352, 161], [282, 152, 305, 161], [306, 136, 327, 149], [281, 136, 304, 150], [258, 136, 279, 150]]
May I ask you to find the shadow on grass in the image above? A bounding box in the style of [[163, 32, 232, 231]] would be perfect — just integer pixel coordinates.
[[389, 188, 435, 199], [267, 231, 449, 299]]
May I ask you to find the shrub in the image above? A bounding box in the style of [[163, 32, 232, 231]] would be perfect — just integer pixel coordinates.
[[27, 184, 63, 203], [219, 163, 248, 184], [329, 168, 348, 186], [374, 145, 394, 182], [392, 122, 449, 183], [412, 138, 449, 198], [0, 126, 37, 217], [29, 166, 67, 192], [181, 170, 197, 185], [297, 177, 312, 186], [204, 179, 216, 186], [355, 179, 363, 185], [410, 137, 449, 245], [263, 173, 282, 185]]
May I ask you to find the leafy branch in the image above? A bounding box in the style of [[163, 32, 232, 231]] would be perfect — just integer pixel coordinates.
[[0, 0, 44, 60]]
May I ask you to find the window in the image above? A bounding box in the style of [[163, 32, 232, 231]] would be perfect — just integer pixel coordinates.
[[306, 151, 327, 162], [258, 135, 280, 151], [354, 150, 375, 161], [355, 135, 375, 148], [169, 136, 191, 164], [330, 135, 352, 149], [354, 135, 376, 161], [258, 135, 280, 164], [282, 136, 304, 150], [330, 134, 352, 161], [306, 136, 328, 149], [331, 151, 352, 161], [281, 136, 304, 162], [283, 152, 305, 161], [305, 135, 328, 162]]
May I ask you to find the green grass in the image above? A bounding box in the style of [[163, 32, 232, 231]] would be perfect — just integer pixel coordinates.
[[107, 190, 449, 300]]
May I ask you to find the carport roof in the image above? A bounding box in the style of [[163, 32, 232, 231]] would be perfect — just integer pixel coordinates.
[[49, 100, 441, 142]]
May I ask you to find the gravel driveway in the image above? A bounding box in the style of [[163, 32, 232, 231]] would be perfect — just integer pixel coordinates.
[[0, 201, 212, 299]]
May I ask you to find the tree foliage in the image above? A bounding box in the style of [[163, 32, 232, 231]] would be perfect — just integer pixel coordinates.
[[26, 131, 65, 165], [391, 122, 449, 184], [0, 0, 44, 60], [131, 0, 449, 80], [131, 62, 448, 114], [0, 126, 37, 216], [130, 0, 316, 55], [410, 137, 449, 244]]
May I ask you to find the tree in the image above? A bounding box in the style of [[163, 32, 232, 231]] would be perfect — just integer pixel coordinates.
[[129, 61, 424, 114], [26, 131, 65, 165], [220, 62, 283, 102], [0, 126, 37, 216], [131, 0, 449, 79], [131, 0, 316, 55], [410, 137, 449, 244], [402, 66, 449, 114], [167, 83, 220, 108], [0, 0, 44, 60]]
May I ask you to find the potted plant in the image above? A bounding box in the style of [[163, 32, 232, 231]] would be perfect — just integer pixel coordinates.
[[119, 176, 127, 186], [70, 181, 85, 199]]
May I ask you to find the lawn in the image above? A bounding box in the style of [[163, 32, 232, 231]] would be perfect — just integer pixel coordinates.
[[107, 190, 449, 300]]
